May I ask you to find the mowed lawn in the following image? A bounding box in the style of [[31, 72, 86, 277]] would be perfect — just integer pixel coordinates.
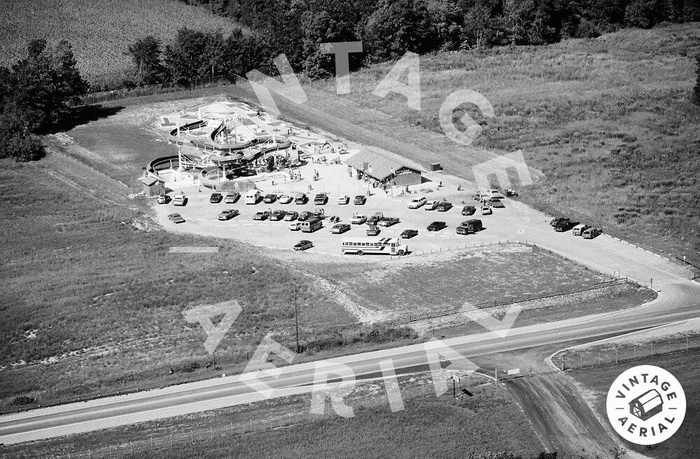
[[307, 23, 700, 264]]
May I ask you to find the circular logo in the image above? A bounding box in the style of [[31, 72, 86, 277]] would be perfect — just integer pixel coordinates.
[[606, 365, 686, 445]]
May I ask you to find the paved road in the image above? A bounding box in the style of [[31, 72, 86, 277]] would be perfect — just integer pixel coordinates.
[[1, 278, 698, 444]]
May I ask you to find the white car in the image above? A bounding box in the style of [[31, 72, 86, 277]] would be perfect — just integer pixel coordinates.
[[424, 200, 438, 211], [288, 222, 302, 231], [351, 214, 367, 224], [408, 196, 427, 209], [337, 194, 350, 205]]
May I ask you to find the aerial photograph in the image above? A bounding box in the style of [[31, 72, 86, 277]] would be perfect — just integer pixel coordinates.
[[1, 0, 699, 458]]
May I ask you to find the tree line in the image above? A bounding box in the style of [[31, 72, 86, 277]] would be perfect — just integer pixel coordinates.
[[166, 0, 700, 80], [0, 40, 89, 161]]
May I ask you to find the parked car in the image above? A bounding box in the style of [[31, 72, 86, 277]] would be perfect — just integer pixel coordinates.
[[331, 223, 351, 234], [263, 193, 277, 204], [506, 189, 519, 197], [377, 217, 400, 227], [224, 192, 241, 204], [337, 194, 350, 205], [168, 213, 185, 224], [583, 227, 603, 239], [457, 219, 482, 235], [401, 229, 418, 239], [481, 206, 492, 215], [172, 194, 187, 206], [351, 214, 367, 225], [278, 194, 293, 204], [314, 193, 328, 205], [436, 201, 453, 212], [270, 210, 287, 221], [354, 195, 367, 205], [367, 212, 384, 225], [427, 221, 447, 231], [462, 205, 476, 216], [555, 220, 576, 232], [424, 200, 438, 211], [157, 194, 170, 204], [253, 210, 271, 221], [408, 196, 427, 209], [217, 209, 239, 221], [210, 193, 223, 203], [283, 211, 299, 221], [550, 217, 570, 227], [298, 211, 311, 222], [295, 193, 308, 205], [289, 222, 302, 231], [573, 224, 590, 236], [366, 225, 381, 236], [294, 240, 314, 251], [490, 199, 505, 208]]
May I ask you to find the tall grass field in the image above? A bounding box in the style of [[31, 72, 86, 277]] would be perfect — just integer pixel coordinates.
[[0, 0, 243, 88]]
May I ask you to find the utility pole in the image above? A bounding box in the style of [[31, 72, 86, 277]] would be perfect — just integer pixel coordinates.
[[294, 283, 300, 353]]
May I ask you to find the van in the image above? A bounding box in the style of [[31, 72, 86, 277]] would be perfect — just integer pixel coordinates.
[[583, 227, 603, 239], [245, 189, 262, 205], [573, 224, 590, 236], [300, 217, 322, 233], [457, 219, 482, 235]]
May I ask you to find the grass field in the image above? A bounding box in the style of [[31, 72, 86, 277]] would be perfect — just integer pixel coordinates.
[[0, 372, 545, 458], [0, 0, 243, 88], [306, 23, 700, 264], [570, 346, 700, 459], [0, 155, 355, 413]]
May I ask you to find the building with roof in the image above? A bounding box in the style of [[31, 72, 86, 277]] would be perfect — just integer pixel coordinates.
[[139, 175, 166, 197], [344, 150, 423, 187]]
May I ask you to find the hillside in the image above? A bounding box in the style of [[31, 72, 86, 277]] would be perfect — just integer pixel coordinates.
[[0, 0, 243, 88], [305, 23, 700, 263]]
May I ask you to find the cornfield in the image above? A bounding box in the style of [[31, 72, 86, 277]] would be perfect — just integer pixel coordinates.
[[0, 0, 244, 88]]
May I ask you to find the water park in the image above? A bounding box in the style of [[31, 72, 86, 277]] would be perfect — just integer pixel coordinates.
[[148, 100, 352, 193]]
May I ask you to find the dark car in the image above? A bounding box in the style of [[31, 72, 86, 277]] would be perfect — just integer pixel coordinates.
[[224, 193, 240, 204], [210, 193, 223, 203], [427, 221, 447, 232], [283, 211, 299, 221], [436, 201, 453, 212], [168, 213, 185, 224], [294, 240, 314, 251], [298, 211, 311, 222], [377, 217, 400, 227], [366, 225, 381, 236], [217, 209, 239, 221], [331, 223, 351, 234], [461, 205, 476, 216], [457, 219, 482, 235], [295, 193, 308, 205], [550, 217, 570, 227], [270, 210, 287, 221], [555, 220, 576, 232], [263, 193, 277, 204], [583, 227, 603, 239], [401, 229, 418, 239], [314, 193, 328, 205], [253, 210, 271, 221], [354, 195, 367, 205]]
